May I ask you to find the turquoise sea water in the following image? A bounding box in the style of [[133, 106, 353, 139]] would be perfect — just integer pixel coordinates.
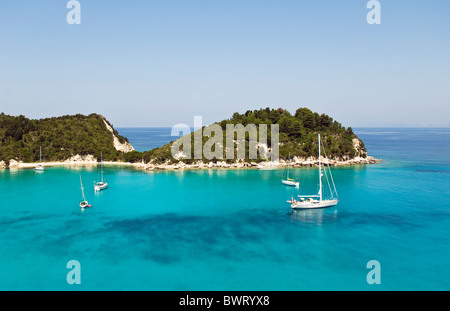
[[1, 128, 450, 290]]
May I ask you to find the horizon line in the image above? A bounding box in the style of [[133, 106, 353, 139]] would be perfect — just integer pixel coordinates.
[[115, 125, 450, 129]]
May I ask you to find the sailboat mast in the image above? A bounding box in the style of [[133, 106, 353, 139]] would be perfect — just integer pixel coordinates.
[[318, 134, 322, 202], [80, 176, 85, 201], [40, 146, 43, 163], [287, 152, 290, 178], [100, 151, 104, 183]]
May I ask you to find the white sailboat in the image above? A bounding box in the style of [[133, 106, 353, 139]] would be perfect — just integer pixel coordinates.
[[80, 175, 92, 210], [281, 153, 299, 187], [288, 134, 338, 209], [94, 151, 108, 192], [34, 146, 45, 172]]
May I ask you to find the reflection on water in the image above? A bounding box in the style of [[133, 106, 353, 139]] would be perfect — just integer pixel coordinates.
[[289, 207, 338, 225], [66, 165, 98, 172]]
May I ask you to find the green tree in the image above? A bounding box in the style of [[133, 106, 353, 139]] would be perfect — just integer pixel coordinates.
[[295, 107, 316, 129]]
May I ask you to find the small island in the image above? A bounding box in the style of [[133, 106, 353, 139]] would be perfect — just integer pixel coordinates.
[[0, 108, 380, 170], [137, 107, 381, 170]]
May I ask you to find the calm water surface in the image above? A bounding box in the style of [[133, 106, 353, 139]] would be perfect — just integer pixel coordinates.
[[0, 128, 449, 290]]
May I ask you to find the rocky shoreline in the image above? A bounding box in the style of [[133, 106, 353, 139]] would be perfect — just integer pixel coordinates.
[[0, 155, 141, 170], [141, 156, 381, 171], [0, 155, 381, 171]]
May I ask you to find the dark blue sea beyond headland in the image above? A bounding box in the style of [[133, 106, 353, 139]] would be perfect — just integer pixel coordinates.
[[117, 127, 181, 152]]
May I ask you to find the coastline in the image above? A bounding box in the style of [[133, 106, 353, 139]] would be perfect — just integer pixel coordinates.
[[13, 161, 142, 170], [1, 155, 381, 171], [142, 155, 381, 171], [1, 158, 143, 170]]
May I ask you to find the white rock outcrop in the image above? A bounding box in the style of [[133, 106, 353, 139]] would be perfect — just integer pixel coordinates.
[[352, 138, 367, 157], [64, 154, 97, 163], [103, 119, 135, 153], [9, 159, 20, 167]]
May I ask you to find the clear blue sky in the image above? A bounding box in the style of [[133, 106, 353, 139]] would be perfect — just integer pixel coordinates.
[[0, 0, 449, 127]]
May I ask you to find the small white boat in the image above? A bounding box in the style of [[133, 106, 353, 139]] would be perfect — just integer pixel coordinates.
[[281, 179, 299, 187], [94, 182, 107, 192], [80, 200, 91, 210], [34, 164, 44, 172], [80, 176, 92, 210], [289, 134, 339, 210], [291, 197, 339, 209], [281, 153, 299, 187], [94, 151, 108, 192], [34, 146, 45, 172]]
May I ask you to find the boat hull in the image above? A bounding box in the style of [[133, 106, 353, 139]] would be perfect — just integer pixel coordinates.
[[291, 199, 338, 210], [281, 179, 299, 187], [94, 182, 108, 191], [34, 166, 44, 172], [80, 200, 91, 209]]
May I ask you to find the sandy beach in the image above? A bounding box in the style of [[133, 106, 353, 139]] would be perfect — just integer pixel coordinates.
[[2, 158, 145, 170], [14, 161, 143, 169]]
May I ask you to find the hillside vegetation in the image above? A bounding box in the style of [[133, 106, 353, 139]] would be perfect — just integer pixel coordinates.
[[139, 107, 367, 164], [0, 113, 131, 163], [0, 108, 367, 166]]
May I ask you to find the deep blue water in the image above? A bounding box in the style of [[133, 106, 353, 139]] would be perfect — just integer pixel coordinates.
[[0, 128, 449, 290], [117, 127, 187, 152]]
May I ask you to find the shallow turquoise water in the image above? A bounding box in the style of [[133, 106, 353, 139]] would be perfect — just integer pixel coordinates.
[[1, 128, 450, 290]]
